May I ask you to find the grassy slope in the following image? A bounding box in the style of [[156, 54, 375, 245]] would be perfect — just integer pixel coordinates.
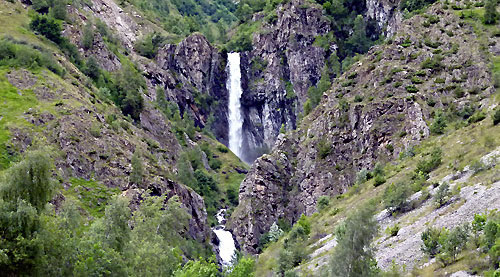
[[255, 2, 500, 276]]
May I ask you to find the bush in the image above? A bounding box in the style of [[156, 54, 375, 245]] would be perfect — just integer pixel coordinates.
[[483, 0, 498, 24], [386, 223, 400, 237], [468, 111, 486, 124], [317, 196, 330, 212], [421, 227, 442, 257], [405, 85, 419, 93], [439, 223, 470, 262], [374, 174, 386, 187], [492, 108, 500, 125], [30, 14, 62, 44], [433, 182, 450, 207], [430, 112, 447, 134], [421, 55, 443, 70], [383, 182, 411, 213], [317, 139, 332, 159], [330, 203, 378, 277], [416, 147, 442, 175]]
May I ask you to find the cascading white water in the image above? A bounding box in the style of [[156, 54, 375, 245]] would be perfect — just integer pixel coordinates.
[[227, 52, 244, 160], [213, 209, 236, 267]]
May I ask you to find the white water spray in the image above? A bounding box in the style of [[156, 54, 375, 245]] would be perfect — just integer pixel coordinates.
[[227, 52, 244, 160], [213, 209, 236, 267]]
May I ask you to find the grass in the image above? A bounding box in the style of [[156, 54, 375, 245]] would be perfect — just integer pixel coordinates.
[[64, 177, 120, 218], [0, 68, 38, 169]]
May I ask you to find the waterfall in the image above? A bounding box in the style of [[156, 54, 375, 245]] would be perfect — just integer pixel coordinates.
[[213, 209, 236, 267], [227, 52, 244, 160]]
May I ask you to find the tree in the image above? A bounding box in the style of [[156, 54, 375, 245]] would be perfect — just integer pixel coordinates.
[[82, 24, 94, 50], [114, 65, 145, 121], [83, 56, 100, 80], [383, 182, 411, 213], [421, 227, 442, 257], [1, 150, 54, 212], [433, 182, 450, 208], [226, 256, 255, 277], [345, 15, 370, 55], [130, 149, 144, 185], [173, 258, 219, 277], [50, 0, 67, 20], [30, 14, 62, 44], [330, 203, 379, 277], [439, 223, 470, 262], [0, 150, 54, 275], [430, 112, 447, 134], [484, 0, 498, 24]]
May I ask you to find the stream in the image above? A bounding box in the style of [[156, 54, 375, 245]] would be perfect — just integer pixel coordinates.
[[213, 209, 237, 268]]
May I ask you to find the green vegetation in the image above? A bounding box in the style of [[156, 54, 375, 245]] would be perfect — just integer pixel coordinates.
[[330, 203, 378, 276], [483, 0, 498, 24], [130, 149, 144, 185], [383, 182, 411, 213], [0, 37, 63, 76]]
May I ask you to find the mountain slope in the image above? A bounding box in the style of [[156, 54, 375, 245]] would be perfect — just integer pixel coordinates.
[[229, 1, 499, 255]]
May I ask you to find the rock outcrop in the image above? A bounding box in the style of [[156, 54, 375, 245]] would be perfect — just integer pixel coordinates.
[[144, 33, 230, 145], [229, 4, 495, 254], [238, 0, 332, 161]]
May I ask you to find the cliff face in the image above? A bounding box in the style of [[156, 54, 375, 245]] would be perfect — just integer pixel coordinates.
[[238, 0, 403, 162], [145, 33, 230, 144], [229, 4, 495, 254], [238, 0, 331, 161]]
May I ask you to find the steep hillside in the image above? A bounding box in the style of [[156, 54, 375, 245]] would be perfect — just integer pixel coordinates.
[[229, 0, 499, 257], [0, 0, 248, 273]]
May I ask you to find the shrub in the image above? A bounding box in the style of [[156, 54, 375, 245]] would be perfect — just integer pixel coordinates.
[[317, 139, 332, 159], [208, 158, 221, 171], [354, 95, 363, 102], [421, 227, 442, 257], [483, 0, 498, 24], [440, 223, 470, 262], [430, 112, 447, 134], [384, 182, 411, 213], [405, 85, 419, 93], [421, 55, 443, 70], [386, 223, 400, 237], [433, 182, 450, 207], [330, 203, 378, 277], [30, 14, 62, 44], [468, 111, 486, 124], [400, 0, 438, 12], [130, 149, 143, 185], [82, 24, 94, 50], [493, 108, 500, 125], [317, 196, 330, 212], [416, 147, 442, 175], [374, 174, 386, 187]]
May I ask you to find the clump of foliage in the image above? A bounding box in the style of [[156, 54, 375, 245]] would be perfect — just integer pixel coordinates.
[[330, 202, 379, 276], [317, 139, 332, 159], [0, 37, 64, 76], [134, 32, 166, 59], [493, 108, 500, 125], [434, 182, 450, 207], [415, 147, 442, 176], [130, 149, 144, 185], [383, 182, 411, 213], [317, 195, 330, 211], [276, 214, 310, 275], [483, 0, 498, 24], [430, 112, 447, 134], [421, 227, 442, 257]]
